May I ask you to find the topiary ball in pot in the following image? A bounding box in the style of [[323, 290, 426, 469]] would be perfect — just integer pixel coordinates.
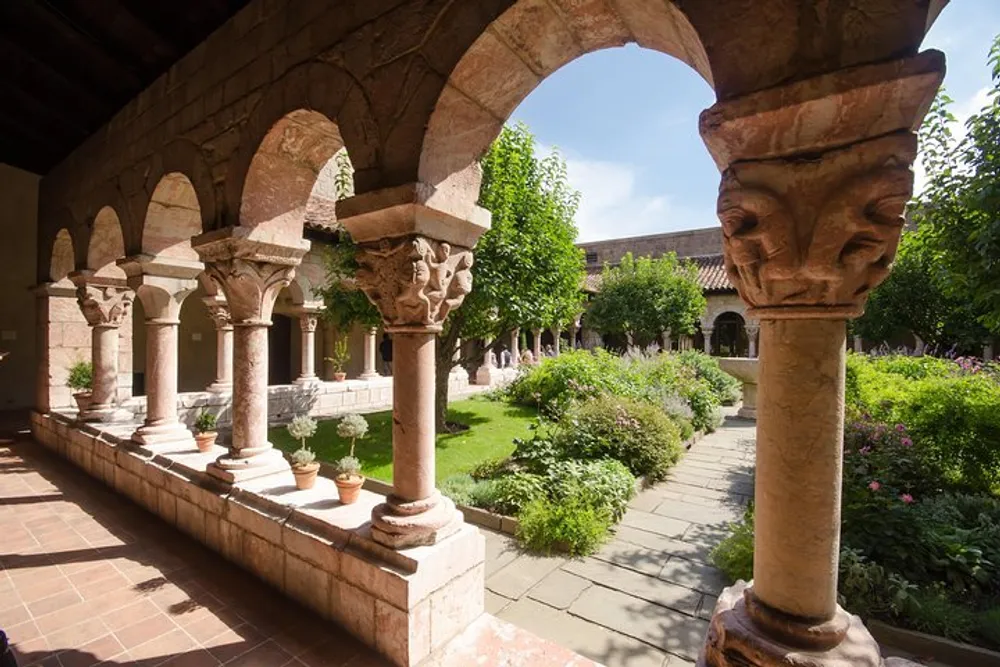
[[334, 455, 364, 504]]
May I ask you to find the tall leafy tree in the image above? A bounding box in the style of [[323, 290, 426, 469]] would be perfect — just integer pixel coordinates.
[[913, 33, 1000, 336], [586, 252, 705, 348], [435, 123, 585, 429]]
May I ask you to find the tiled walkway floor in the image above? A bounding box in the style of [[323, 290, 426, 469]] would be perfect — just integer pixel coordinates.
[[0, 438, 389, 667]]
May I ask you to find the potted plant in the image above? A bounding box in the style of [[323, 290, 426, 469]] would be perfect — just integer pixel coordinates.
[[325, 336, 350, 382], [334, 413, 368, 503], [287, 415, 320, 490], [193, 412, 218, 453], [67, 361, 93, 412]]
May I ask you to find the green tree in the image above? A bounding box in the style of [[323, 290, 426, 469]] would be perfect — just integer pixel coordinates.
[[435, 123, 585, 429], [913, 34, 1000, 337], [585, 252, 705, 348], [854, 228, 986, 354]]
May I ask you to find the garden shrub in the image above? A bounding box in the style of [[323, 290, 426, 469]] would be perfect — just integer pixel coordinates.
[[677, 350, 742, 404], [555, 393, 682, 482], [469, 456, 515, 480], [506, 349, 643, 415], [439, 474, 477, 506], [517, 497, 612, 556], [906, 588, 978, 642], [547, 459, 635, 521], [470, 471, 546, 516], [710, 505, 754, 583], [660, 394, 696, 441]]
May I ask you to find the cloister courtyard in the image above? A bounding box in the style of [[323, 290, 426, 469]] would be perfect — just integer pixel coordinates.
[[4, 1, 1000, 667]]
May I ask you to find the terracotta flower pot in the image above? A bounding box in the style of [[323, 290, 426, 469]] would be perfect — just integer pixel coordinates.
[[335, 474, 364, 504], [73, 391, 92, 413], [292, 462, 321, 490], [194, 431, 218, 453], [333, 372, 347, 382]]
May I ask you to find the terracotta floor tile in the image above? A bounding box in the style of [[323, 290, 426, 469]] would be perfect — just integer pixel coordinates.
[[46, 617, 111, 653], [59, 633, 127, 667], [128, 627, 197, 664], [0, 602, 31, 627], [222, 640, 293, 667], [34, 599, 98, 635], [115, 612, 179, 650], [27, 589, 83, 617], [101, 598, 162, 632], [159, 648, 225, 667], [16, 575, 74, 604]]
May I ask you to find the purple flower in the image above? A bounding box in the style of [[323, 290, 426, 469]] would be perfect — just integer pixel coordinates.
[[901, 437, 913, 448], [868, 481, 881, 491], [859, 446, 872, 456], [900, 493, 914, 504], [895, 424, 906, 433]]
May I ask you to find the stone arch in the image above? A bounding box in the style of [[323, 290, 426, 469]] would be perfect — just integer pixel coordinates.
[[416, 0, 715, 220], [50, 229, 75, 285], [224, 62, 380, 233], [145, 140, 218, 233], [140, 172, 203, 261], [711, 310, 747, 357], [86, 206, 127, 279]]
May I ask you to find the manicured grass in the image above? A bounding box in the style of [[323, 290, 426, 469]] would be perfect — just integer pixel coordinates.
[[270, 397, 537, 483]]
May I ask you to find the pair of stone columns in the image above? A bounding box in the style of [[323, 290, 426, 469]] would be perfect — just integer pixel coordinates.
[[746, 322, 760, 358]]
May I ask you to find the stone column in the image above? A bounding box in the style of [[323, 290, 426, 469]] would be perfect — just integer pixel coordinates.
[[70, 273, 133, 422], [361, 327, 379, 379], [853, 335, 864, 353], [509, 328, 520, 368], [568, 320, 579, 350], [702, 327, 714, 355], [120, 257, 201, 447], [193, 232, 308, 483], [294, 310, 320, 384], [697, 51, 943, 667], [746, 321, 760, 358], [475, 339, 501, 386], [661, 329, 672, 352], [985, 342, 995, 361], [532, 328, 542, 360], [551, 326, 561, 355], [343, 207, 485, 549], [204, 298, 234, 393]]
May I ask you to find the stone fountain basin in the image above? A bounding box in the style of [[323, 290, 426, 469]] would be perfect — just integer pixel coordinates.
[[717, 357, 758, 420]]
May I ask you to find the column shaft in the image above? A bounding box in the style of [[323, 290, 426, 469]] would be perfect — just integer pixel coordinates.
[[532, 329, 542, 360], [391, 332, 436, 502], [551, 327, 561, 355], [231, 323, 271, 459], [361, 328, 379, 378], [144, 320, 179, 426], [703, 329, 714, 355], [296, 316, 317, 382], [213, 327, 234, 389], [89, 325, 119, 411], [754, 319, 845, 620], [510, 329, 519, 367]]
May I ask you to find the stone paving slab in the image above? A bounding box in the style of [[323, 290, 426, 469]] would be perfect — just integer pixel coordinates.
[[485, 552, 567, 600], [526, 569, 593, 610], [562, 559, 704, 617], [620, 510, 691, 538]]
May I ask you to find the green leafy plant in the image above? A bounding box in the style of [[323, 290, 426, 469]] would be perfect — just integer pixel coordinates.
[[439, 474, 478, 506], [335, 455, 362, 478], [711, 505, 755, 583], [287, 415, 318, 469], [67, 361, 93, 392], [517, 497, 612, 556], [290, 448, 316, 467], [676, 350, 742, 405], [325, 336, 351, 374], [194, 412, 217, 434], [469, 472, 545, 516], [546, 459, 635, 521], [336, 413, 368, 457]]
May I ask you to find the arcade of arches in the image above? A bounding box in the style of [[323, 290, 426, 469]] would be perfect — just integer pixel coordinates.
[[11, 1, 950, 666]]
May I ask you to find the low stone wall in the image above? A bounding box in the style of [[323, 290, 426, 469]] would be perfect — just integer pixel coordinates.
[[30, 411, 485, 667], [120, 371, 472, 428]]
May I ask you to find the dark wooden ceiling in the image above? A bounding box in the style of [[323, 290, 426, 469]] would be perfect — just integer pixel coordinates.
[[0, 0, 252, 175]]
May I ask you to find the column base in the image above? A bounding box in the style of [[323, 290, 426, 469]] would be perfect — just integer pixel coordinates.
[[359, 371, 380, 380], [132, 421, 195, 448], [371, 491, 463, 549], [698, 581, 884, 667], [737, 405, 757, 420], [293, 375, 321, 386], [207, 447, 290, 484], [206, 382, 232, 394], [474, 366, 504, 387]]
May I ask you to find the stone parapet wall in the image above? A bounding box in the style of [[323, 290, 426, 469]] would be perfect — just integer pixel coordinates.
[[30, 411, 486, 667]]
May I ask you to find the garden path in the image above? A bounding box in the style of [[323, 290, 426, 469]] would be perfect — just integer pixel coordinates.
[[481, 408, 952, 667]]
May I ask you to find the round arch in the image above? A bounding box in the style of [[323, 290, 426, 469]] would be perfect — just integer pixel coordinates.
[[87, 206, 127, 279], [416, 0, 715, 219], [141, 172, 202, 261], [223, 62, 379, 231], [49, 229, 76, 284], [712, 310, 747, 357]]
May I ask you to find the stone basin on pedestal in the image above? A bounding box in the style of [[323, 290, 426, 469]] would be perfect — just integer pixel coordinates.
[[718, 357, 758, 420]]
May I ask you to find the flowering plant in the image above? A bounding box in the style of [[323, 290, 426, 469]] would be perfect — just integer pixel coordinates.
[[843, 414, 932, 509]]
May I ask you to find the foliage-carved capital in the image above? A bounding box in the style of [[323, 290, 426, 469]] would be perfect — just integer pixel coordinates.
[[75, 284, 134, 328], [355, 235, 474, 332], [203, 259, 296, 325], [717, 132, 917, 320], [203, 298, 233, 330]]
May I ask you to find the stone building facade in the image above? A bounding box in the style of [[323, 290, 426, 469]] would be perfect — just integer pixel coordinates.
[[579, 227, 760, 356], [5, 1, 949, 665]]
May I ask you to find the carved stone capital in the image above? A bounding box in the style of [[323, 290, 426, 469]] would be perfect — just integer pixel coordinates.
[[203, 297, 233, 331], [202, 258, 296, 325], [355, 235, 474, 332], [71, 278, 134, 328], [716, 132, 916, 320], [298, 312, 319, 333]]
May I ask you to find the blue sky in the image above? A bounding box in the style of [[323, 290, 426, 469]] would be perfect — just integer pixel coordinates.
[[510, 2, 1000, 243]]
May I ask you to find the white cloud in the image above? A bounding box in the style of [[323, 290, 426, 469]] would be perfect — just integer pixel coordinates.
[[540, 145, 715, 243]]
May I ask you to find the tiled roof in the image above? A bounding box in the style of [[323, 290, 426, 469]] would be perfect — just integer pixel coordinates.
[[583, 253, 734, 294]]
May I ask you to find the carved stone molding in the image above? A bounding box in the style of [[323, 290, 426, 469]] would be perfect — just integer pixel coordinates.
[[355, 235, 474, 332], [75, 284, 134, 328], [716, 132, 916, 320], [202, 258, 296, 325], [298, 312, 319, 333], [203, 298, 233, 331]]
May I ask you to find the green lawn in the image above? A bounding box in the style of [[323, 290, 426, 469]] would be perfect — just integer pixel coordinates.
[[270, 397, 537, 483]]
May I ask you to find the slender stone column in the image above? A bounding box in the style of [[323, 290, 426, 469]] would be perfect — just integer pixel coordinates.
[[746, 322, 760, 358], [70, 273, 133, 422], [697, 51, 943, 667], [568, 320, 579, 350], [551, 326, 561, 355], [294, 311, 320, 384], [204, 298, 234, 393], [193, 232, 308, 484], [509, 328, 520, 368], [661, 329, 672, 352], [361, 327, 379, 379], [853, 335, 864, 353], [985, 342, 995, 361], [345, 226, 482, 549], [120, 257, 202, 447], [532, 328, 542, 360], [703, 327, 714, 355]]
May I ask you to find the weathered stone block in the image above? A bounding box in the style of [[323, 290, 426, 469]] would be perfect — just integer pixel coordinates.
[[175, 497, 206, 542], [285, 554, 331, 617], [429, 563, 485, 651], [376, 598, 432, 667], [331, 580, 376, 646], [157, 488, 178, 525], [282, 522, 341, 574]]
